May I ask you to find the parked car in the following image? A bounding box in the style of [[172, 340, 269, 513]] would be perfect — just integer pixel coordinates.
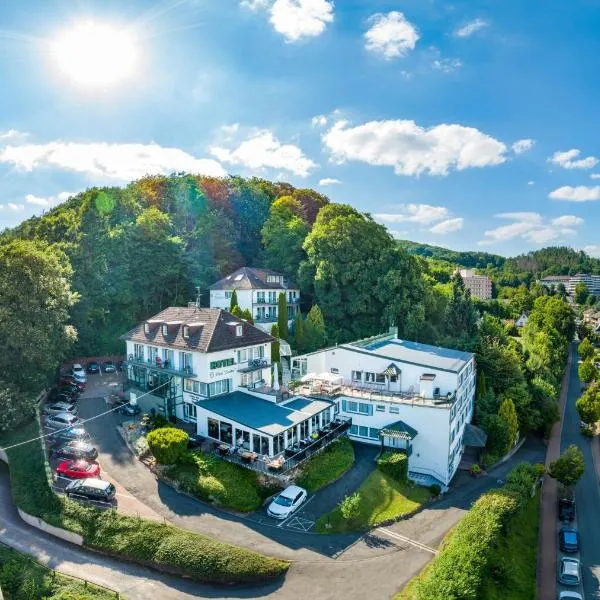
[[43, 401, 78, 416], [59, 375, 85, 392], [48, 426, 90, 444], [55, 383, 80, 398], [65, 478, 116, 503], [267, 485, 307, 519], [45, 412, 80, 430], [559, 527, 580, 553], [558, 592, 583, 600], [47, 390, 77, 405], [51, 440, 98, 462], [56, 459, 100, 479], [559, 498, 576, 522], [113, 398, 140, 416], [558, 557, 581, 586], [102, 360, 116, 373], [86, 361, 100, 374]]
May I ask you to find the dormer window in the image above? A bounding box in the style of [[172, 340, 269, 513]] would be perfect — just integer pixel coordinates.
[[183, 326, 190, 339], [162, 325, 168, 336], [236, 325, 243, 337], [144, 323, 150, 334]]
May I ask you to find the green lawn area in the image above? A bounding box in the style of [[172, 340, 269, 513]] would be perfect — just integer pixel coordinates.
[[0, 543, 118, 599], [315, 470, 432, 533], [295, 438, 355, 492], [0, 421, 288, 584], [165, 451, 278, 512], [479, 490, 540, 600]]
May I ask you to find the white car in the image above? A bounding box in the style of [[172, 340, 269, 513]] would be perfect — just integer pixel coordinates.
[[558, 592, 583, 600], [71, 364, 88, 383], [267, 485, 307, 519], [558, 557, 581, 587], [44, 401, 77, 416], [45, 412, 80, 430]]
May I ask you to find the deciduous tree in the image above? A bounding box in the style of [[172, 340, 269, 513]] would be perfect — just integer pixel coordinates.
[[548, 444, 585, 488]]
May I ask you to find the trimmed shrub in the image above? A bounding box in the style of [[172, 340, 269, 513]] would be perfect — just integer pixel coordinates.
[[411, 462, 538, 600], [147, 427, 189, 465], [377, 451, 408, 482], [340, 492, 361, 523]]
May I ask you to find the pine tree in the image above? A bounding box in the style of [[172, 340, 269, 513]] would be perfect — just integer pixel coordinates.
[[231, 305, 243, 318], [498, 398, 519, 451], [294, 312, 305, 352], [229, 289, 239, 311], [277, 292, 289, 341], [305, 304, 326, 351], [270, 323, 280, 363]]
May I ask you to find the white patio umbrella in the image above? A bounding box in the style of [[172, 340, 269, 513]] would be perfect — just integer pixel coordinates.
[[273, 362, 280, 391], [300, 372, 317, 382]]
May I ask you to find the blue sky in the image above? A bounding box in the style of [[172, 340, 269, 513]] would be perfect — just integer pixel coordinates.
[[1, 0, 599, 257]]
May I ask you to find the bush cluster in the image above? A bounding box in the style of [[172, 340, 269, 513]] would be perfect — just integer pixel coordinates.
[[376, 451, 408, 482], [1, 422, 289, 584], [413, 462, 538, 600], [147, 427, 189, 465]]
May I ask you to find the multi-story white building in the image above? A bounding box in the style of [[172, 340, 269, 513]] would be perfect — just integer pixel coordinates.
[[210, 267, 300, 332], [123, 307, 345, 468], [291, 328, 479, 487], [458, 269, 493, 300], [538, 275, 571, 290]]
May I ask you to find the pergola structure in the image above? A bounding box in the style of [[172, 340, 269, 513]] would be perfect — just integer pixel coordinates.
[[380, 420, 418, 456]]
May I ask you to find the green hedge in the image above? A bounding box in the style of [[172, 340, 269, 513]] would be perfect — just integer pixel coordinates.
[[147, 427, 188, 465], [0, 544, 117, 599], [0, 422, 288, 584], [296, 437, 355, 492], [399, 462, 538, 600], [376, 451, 408, 482]]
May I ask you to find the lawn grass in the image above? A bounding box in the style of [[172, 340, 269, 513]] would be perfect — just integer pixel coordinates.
[[165, 451, 277, 512], [0, 421, 289, 584], [315, 470, 431, 533], [479, 490, 540, 600], [295, 438, 355, 492], [0, 544, 118, 599]]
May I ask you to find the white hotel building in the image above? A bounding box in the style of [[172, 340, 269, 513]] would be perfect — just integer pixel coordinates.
[[291, 329, 480, 487]]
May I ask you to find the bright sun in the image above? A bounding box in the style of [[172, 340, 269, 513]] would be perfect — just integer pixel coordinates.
[[52, 22, 136, 88]]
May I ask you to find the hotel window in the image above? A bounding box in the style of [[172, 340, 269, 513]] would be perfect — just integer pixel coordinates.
[[300, 420, 310, 438], [273, 432, 285, 454], [358, 402, 371, 415], [350, 424, 358, 436], [236, 325, 243, 337], [376, 404, 385, 412], [183, 326, 190, 339], [369, 428, 380, 439], [144, 323, 150, 334], [347, 400, 358, 413], [183, 402, 197, 422], [352, 371, 362, 381], [219, 421, 233, 445], [358, 425, 369, 438], [133, 344, 144, 360], [237, 349, 248, 363], [162, 348, 173, 365], [375, 373, 386, 384], [207, 418, 219, 439], [322, 408, 331, 425], [225, 291, 232, 299], [209, 378, 230, 397], [365, 372, 375, 383], [389, 406, 399, 414], [330, 367, 339, 374], [162, 325, 168, 336], [179, 352, 192, 371]]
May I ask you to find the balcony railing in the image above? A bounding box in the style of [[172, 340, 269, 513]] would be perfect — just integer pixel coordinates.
[[125, 356, 196, 378], [212, 417, 352, 476], [254, 315, 277, 323], [238, 358, 270, 373]]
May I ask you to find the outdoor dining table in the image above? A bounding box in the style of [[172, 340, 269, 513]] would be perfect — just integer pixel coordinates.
[[239, 450, 257, 462]]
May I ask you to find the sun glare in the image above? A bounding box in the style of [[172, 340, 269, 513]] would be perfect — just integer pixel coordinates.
[[52, 22, 136, 88]]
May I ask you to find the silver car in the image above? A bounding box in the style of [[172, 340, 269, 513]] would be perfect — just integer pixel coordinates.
[[44, 401, 77, 416], [558, 557, 581, 587], [71, 363, 88, 383], [45, 412, 80, 430]]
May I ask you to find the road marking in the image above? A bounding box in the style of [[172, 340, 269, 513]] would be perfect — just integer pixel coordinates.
[[378, 528, 438, 555], [276, 495, 315, 528], [285, 516, 315, 532]]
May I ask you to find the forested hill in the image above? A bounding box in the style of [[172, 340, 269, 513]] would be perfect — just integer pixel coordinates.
[[399, 240, 600, 276], [0, 175, 330, 355]]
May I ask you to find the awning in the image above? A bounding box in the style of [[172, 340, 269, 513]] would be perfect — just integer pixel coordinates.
[[462, 423, 488, 448], [380, 420, 418, 440], [382, 363, 401, 377]]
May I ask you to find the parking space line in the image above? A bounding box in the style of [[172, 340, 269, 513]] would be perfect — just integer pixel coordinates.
[[276, 495, 315, 528], [378, 528, 438, 555]]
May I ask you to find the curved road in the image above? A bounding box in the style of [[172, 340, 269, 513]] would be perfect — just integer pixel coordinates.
[[0, 378, 545, 598]]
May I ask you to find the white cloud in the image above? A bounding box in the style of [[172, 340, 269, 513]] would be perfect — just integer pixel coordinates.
[[549, 185, 600, 202], [527, 180, 535, 185], [210, 130, 316, 176], [7, 203, 24, 212], [375, 204, 450, 225], [24, 191, 77, 207], [365, 12, 419, 59], [269, 0, 334, 42], [432, 58, 462, 73], [323, 119, 507, 177], [318, 177, 341, 186], [0, 129, 27, 141], [584, 245, 600, 257], [430, 217, 464, 234], [0, 141, 225, 182], [240, 0, 270, 9], [590, 173, 600, 180], [551, 215, 584, 227], [455, 18, 489, 38], [512, 139, 535, 154], [311, 114, 328, 128], [481, 212, 583, 246], [548, 148, 598, 170]]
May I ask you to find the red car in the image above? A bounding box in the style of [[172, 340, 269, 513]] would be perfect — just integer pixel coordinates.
[[59, 375, 86, 392], [56, 460, 100, 479]]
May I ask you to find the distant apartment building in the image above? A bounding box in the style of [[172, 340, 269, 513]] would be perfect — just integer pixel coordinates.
[[458, 269, 493, 300], [567, 274, 600, 297], [538, 275, 571, 290], [210, 267, 300, 333]]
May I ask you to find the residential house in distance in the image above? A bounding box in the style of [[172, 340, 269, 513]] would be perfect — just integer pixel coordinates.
[[291, 328, 479, 488], [516, 312, 529, 328], [458, 269, 493, 300], [123, 306, 348, 473], [210, 267, 300, 332]]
